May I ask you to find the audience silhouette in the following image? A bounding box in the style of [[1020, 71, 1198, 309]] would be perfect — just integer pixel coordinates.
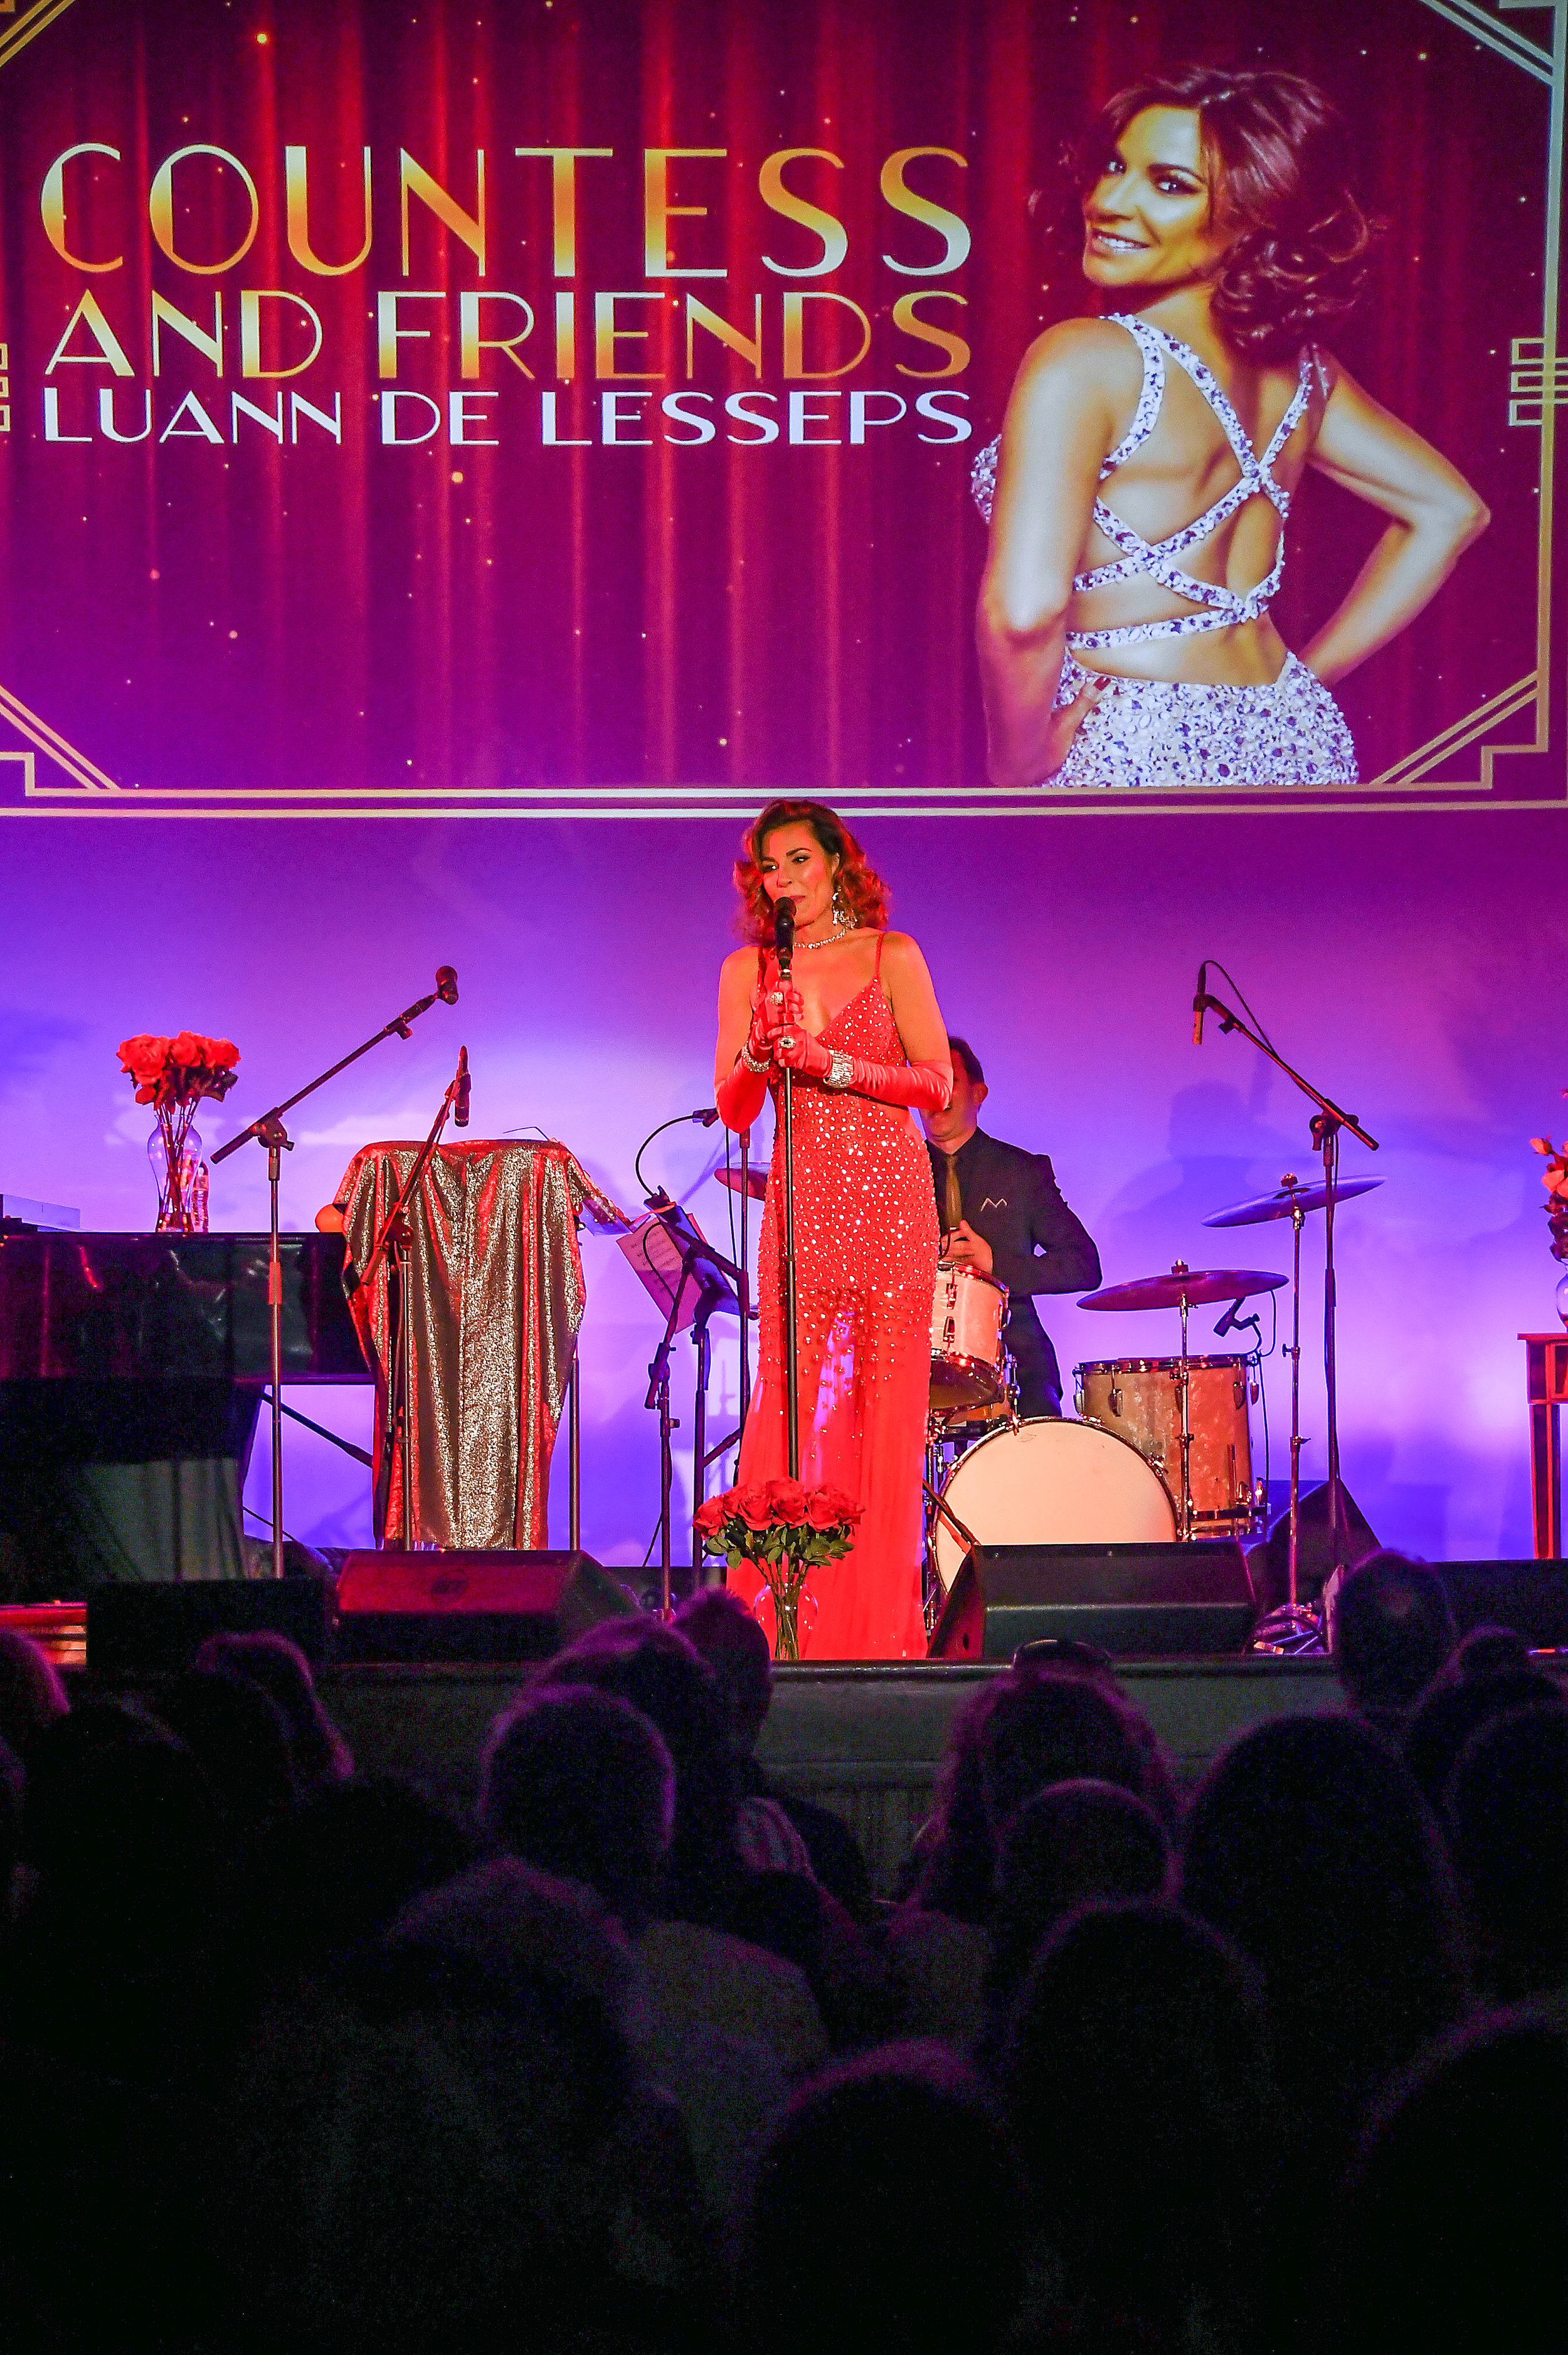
[[1331, 1549, 1456, 1735], [0, 1597, 1557, 2355], [1004, 1901, 1278, 2350]]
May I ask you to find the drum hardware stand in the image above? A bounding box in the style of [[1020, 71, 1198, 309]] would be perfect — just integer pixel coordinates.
[[1213, 1301, 1266, 1536], [1280, 1180, 1309, 1622], [211, 964, 459, 1576], [921, 1480, 988, 1639], [1172, 1262, 1195, 1543], [357, 1048, 470, 1552], [1194, 982, 1378, 1645], [921, 1413, 953, 1624]]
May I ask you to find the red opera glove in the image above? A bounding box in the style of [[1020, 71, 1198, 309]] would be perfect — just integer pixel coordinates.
[[746, 975, 803, 1065], [771, 1029, 953, 1114], [770, 1025, 833, 1080], [837, 1055, 953, 1112], [718, 975, 788, 1129], [717, 1057, 768, 1130]]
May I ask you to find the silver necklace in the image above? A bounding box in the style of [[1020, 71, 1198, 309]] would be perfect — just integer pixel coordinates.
[[798, 922, 859, 952]]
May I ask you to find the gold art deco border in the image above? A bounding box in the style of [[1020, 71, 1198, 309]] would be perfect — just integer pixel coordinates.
[[1, 0, 1562, 820]]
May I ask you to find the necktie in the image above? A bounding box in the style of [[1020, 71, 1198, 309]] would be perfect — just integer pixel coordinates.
[[943, 1152, 962, 1233]]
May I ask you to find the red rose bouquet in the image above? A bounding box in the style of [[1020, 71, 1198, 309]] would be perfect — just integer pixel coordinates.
[[692, 1476, 862, 1660], [117, 1031, 240, 1231]]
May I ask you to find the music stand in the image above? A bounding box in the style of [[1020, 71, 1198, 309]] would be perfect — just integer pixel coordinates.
[[622, 1201, 746, 1614]]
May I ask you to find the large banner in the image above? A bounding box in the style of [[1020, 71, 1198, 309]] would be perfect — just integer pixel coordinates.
[[1, 0, 1562, 817]]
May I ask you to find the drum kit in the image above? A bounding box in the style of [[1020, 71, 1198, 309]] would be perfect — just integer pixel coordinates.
[[921, 1173, 1384, 1622]]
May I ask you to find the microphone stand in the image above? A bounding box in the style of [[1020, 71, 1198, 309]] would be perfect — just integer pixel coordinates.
[[641, 1214, 746, 1616], [738, 1124, 753, 1427], [1195, 984, 1378, 1637], [775, 921, 801, 1480], [357, 1050, 469, 1552], [211, 968, 458, 1576]]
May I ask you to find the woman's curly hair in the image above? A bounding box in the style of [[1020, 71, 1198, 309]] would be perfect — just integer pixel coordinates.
[[1074, 65, 1377, 363], [732, 799, 891, 945]]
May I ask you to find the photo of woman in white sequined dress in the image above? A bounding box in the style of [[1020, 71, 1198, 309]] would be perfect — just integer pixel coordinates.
[[973, 65, 1489, 791]]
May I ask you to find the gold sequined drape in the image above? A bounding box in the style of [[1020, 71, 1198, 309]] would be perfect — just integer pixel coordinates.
[[337, 1140, 617, 1550]]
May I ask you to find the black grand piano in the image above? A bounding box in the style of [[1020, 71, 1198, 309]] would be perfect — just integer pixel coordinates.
[[0, 1232, 369, 1593]]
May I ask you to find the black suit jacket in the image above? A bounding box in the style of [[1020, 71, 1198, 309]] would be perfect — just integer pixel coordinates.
[[926, 1128, 1101, 1406]]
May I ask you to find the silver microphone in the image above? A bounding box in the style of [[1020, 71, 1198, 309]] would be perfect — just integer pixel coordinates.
[[1192, 960, 1207, 1047], [454, 1045, 470, 1127]]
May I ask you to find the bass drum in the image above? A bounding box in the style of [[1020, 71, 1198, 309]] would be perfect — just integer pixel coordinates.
[[932, 1417, 1177, 1593]]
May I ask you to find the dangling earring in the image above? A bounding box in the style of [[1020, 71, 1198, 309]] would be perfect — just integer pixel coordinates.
[[833, 876, 853, 936]]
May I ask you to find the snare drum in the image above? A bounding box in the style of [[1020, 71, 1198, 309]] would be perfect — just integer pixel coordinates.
[[1075, 1355, 1256, 1533], [930, 1264, 1009, 1416], [931, 1417, 1175, 1592]]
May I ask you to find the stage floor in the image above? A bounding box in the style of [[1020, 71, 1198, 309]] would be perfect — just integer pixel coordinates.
[[43, 1618, 1567, 1897], [315, 1654, 1353, 1895]]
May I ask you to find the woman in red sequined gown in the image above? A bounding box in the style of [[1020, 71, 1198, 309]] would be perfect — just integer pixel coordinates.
[[714, 801, 953, 1661]]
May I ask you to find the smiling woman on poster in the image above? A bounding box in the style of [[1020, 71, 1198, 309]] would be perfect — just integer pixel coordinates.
[[973, 65, 1490, 790]]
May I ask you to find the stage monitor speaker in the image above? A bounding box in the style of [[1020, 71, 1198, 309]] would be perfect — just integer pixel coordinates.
[[333, 1549, 640, 1662], [1433, 1560, 1568, 1651], [87, 1575, 331, 1672], [929, 1541, 1256, 1662], [1250, 1481, 1380, 1610]]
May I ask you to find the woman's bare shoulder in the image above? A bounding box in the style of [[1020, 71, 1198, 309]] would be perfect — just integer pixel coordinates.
[[877, 928, 931, 974], [1012, 314, 1144, 401], [719, 944, 759, 987]]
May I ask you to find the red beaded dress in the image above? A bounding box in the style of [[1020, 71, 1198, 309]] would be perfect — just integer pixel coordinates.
[[729, 937, 939, 1660]]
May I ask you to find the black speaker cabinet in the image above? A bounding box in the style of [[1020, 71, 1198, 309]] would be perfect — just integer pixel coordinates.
[[87, 1574, 331, 1671], [333, 1548, 641, 1661], [929, 1541, 1257, 1662], [1434, 1560, 1568, 1650]]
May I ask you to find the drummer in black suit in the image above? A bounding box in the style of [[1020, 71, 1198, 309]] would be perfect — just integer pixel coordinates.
[[921, 1038, 1101, 1419]]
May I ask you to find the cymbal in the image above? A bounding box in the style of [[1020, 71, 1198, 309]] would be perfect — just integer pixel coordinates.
[[712, 1165, 768, 1202], [1204, 1176, 1385, 1228], [1079, 1265, 1288, 1312]]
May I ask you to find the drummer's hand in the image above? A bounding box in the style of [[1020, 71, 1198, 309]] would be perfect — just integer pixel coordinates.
[[942, 1219, 993, 1275]]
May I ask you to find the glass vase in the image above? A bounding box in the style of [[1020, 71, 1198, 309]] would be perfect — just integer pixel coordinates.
[[753, 1561, 816, 1662], [1556, 1268, 1568, 1330], [148, 1112, 206, 1233]]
